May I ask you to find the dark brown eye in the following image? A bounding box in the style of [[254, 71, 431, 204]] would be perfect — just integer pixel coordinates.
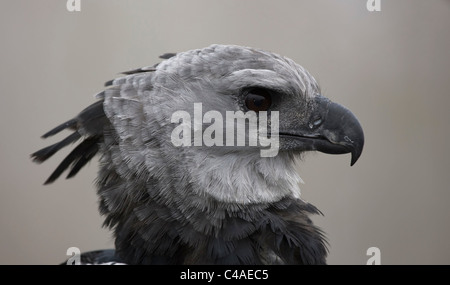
[[245, 88, 272, 112]]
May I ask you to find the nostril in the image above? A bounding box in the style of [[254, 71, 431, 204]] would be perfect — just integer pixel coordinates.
[[309, 117, 323, 129]]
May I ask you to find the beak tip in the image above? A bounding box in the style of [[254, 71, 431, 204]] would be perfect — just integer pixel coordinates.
[[350, 145, 363, 166]]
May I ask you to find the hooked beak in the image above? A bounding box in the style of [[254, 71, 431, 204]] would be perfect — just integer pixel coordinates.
[[280, 96, 364, 166]]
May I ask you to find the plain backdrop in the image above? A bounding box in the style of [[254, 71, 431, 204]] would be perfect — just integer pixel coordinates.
[[1, 0, 449, 265]]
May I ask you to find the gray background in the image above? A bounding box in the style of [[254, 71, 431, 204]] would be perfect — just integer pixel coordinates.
[[1, 0, 449, 264]]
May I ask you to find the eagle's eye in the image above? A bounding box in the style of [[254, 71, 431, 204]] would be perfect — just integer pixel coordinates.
[[245, 88, 272, 112]]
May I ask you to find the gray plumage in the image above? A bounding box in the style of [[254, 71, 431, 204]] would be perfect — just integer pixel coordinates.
[[32, 44, 364, 265]]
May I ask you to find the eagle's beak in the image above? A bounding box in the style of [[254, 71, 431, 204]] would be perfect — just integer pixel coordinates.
[[280, 96, 364, 166], [313, 98, 364, 166]]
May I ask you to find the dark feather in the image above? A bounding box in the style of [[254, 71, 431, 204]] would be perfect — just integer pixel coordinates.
[[66, 139, 99, 179], [76, 100, 107, 134], [32, 100, 107, 184], [41, 118, 78, 138], [121, 67, 157, 75], [43, 136, 100, 185], [104, 79, 114, 87], [159, 53, 177, 59], [31, 132, 81, 164]]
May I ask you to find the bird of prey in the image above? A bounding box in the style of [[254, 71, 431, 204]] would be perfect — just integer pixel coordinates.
[[31, 44, 364, 265]]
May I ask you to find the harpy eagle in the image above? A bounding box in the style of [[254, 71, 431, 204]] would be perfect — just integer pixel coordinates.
[[31, 44, 364, 265]]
